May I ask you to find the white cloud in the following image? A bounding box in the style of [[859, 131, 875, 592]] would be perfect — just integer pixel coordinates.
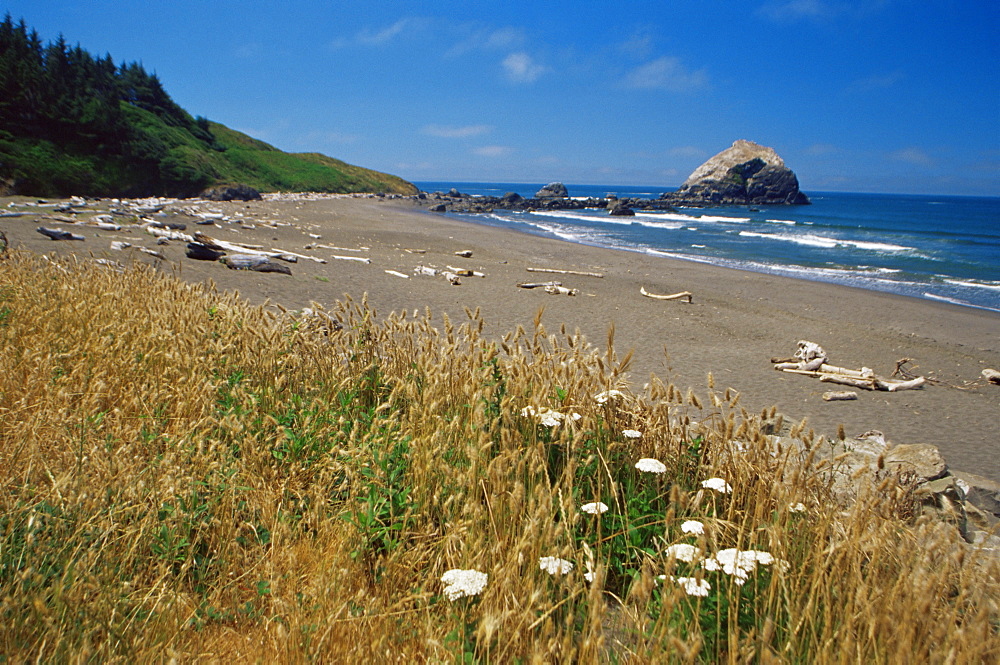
[[850, 71, 905, 92], [447, 26, 524, 57], [473, 145, 514, 157], [331, 18, 426, 48], [624, 57, 708, 92], [502, 52, 547, 83], [421, 124, 492, 138], [669, 146, 707, 159], [805, 143, 840, 156], [758, 0, 835, 21], [890, 147, 934, 167]]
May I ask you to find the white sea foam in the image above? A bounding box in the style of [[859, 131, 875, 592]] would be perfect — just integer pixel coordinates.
[[944, 279, 1000, 292], [765, 218, 797, 225], [738, 231, 914, 253]]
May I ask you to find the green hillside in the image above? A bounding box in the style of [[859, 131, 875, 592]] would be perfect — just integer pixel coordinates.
[[0, 15, 416, 197]]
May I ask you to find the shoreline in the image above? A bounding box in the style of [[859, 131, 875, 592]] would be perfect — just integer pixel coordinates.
[[3, 193, 999, 480]]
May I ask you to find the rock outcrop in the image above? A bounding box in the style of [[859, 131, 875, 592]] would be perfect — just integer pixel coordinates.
[[535, 182, 568, 198], [201, 184, 262, 202], [663, 139, 809, 206]]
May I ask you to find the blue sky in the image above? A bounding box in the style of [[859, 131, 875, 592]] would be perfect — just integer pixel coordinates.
[[5, 0, 999, 195]]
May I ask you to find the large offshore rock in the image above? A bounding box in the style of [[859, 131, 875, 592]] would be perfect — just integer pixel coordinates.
[[664, 139, 810, 205], [535, 182, 568, 198]]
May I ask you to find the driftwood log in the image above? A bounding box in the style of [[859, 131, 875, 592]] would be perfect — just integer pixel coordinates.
[[983, 369, 1000, 385], [640, 286, 693, 303], [544, 285, 578, 296], [823, 391, 858, 401], [527, 267, 604, 278], [186, 243, 225, 261], [518, 281, 562, 289], [37, 226, 85, 241], [773, 340, 925, 392], [220, 254, 292, 275]]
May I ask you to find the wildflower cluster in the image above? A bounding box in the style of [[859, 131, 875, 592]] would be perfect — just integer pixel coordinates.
[[539, 556, 574, 576], [441, 568, 489, 601], [521, 405, 581, 427]]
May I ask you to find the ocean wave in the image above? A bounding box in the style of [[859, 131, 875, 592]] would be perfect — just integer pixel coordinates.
[[923, 293, 1000, 312], [738, 231, 914, 252], [944, 278, 1000, 292], [531, 209, 633, 225]]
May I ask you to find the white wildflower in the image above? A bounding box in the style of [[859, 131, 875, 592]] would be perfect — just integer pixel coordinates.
[[635, 458, 667, 474], [594, 389, 625, 404], [702, 548, 776, 584], [664, 543, 702, 563], [440, 568, 488, 601], [622, 429, 642, 438], [681, 520, 705, 535], [539, 556, 574, 576], [521, 406, 580, 427], [789, 502, 807, 513], [580, 502, 609, 515], [672, 576, 712, 597], [701, 477, 732, 494]]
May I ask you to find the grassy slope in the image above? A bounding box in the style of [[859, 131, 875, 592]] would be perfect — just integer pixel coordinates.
[[0, 108, 416, 197], [0, 250, 996, 662], [205, 122, 417, 195]]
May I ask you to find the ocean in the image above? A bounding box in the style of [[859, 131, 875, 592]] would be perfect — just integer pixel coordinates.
[[414, 182, 1000, 313]]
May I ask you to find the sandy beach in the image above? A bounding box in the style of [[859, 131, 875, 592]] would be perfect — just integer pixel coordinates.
[[4, 194, 999, 479]]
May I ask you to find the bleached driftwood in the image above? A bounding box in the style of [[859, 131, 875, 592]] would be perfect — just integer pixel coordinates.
[[414, 264, 459, 284], [822, 391, 858, 402], [544, 285, 578, 296], [384, 270, 409, 279], [220, 254, 291, 275], [640, 286, 693, 303], [774, 340, 925, 392], [518, 281, 562, 289], [193, 232, 298, 263], [306, 243, 370, 252], [447, 265, 485, 277], [37, 226, 85, 241], [146, 226, 193, 243], [454, 250, 473, 258], [983, 369, 1000, 385], [331, 255, 371, 264], [138, 247, 166, 260], [527, 267, 604, 278], [270, 248, 327, 264], [109, 241, 132, 251]]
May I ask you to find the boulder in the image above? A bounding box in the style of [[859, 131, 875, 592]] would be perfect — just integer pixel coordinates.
[[608, 202, 635, 216], [201, 184, 262, 201], [500, 191, 523, 204], [663, 139, 809, 206], [535, 182, 568, 198]]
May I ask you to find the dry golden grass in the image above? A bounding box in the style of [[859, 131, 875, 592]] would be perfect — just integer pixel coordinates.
[[0, 250, 997, 663]]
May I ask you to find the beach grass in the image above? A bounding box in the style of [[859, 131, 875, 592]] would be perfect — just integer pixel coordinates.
[[1, 250, 997, 662]]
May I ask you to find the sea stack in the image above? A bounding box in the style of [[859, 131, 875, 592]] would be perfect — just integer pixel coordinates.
[[664, 139, 810, 205]]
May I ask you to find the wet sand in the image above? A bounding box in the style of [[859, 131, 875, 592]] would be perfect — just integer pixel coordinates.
[[5, 194, 999, 479]]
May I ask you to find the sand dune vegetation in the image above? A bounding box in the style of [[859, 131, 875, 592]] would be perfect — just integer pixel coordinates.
[[1, 250, 997, 662]]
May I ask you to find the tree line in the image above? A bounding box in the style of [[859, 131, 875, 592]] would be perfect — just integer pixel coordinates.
[[0, 14, 223, 195]]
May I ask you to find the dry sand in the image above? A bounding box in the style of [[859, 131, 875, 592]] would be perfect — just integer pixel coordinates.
[[5, 194, 999, 479]]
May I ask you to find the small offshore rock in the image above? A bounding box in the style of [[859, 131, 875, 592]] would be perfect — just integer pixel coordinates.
[[608, 202, 635, 216]]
